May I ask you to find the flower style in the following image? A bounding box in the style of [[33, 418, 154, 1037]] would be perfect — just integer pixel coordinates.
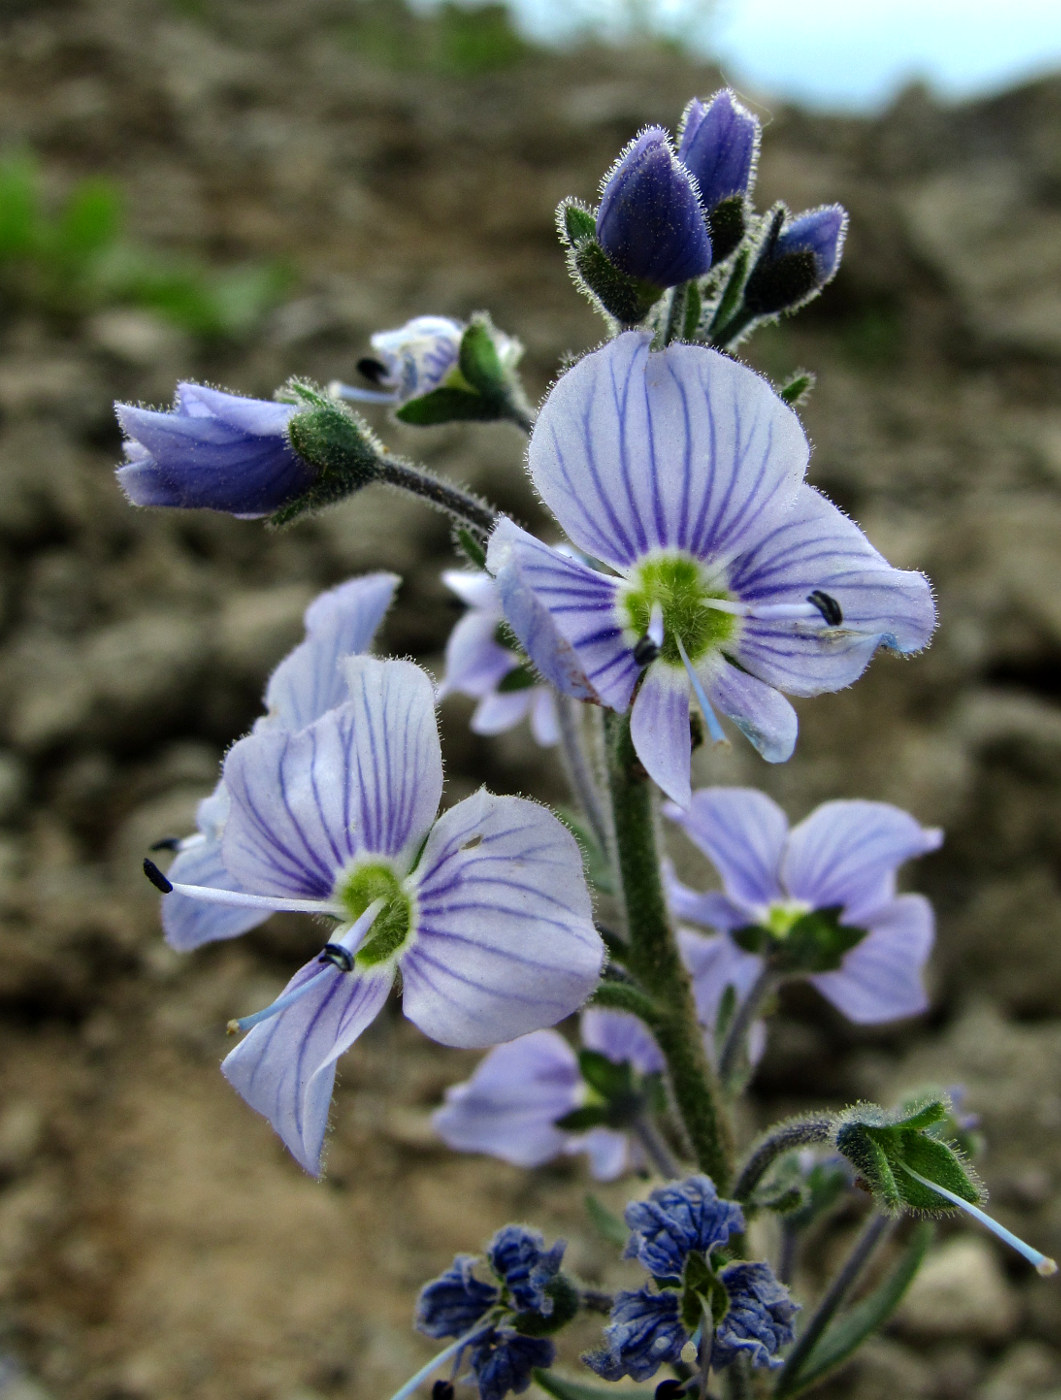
[[331, 315, 522, 409], [432, 1008, 664, 1180], [439, 569, 559, 746], [153, 657, 603, 1175], [487, 332, 935, 806], [585, 1176, 796, 1381], [116, 383, 316, 517], [667, 787, 943, 1023], [415, 1227, 569, 1400]]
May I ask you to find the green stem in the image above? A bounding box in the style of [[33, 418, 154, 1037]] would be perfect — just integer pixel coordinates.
[[604, 711, 734, 1189], [376, 455, 497, 537], [733, 1114, 835, 1204], [717, 965, 775, 1090]]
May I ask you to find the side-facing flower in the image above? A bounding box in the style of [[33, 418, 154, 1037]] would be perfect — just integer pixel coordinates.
[[158, 572, 399, 951], [595, 128, 713, 289], [487, 332, 935, 806], [439, 569, 559, 746], [585, 1176, 796, 1381], [152, 657, 603, 1174], [432, 1008, 664, 1180], [116, 383, 316, 517], [667, 787, 943, 1023], [415, 1227, 571, 1400]]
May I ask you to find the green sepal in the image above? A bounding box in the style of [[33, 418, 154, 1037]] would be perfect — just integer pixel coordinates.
[[707, 245, 749, 338], [731, 906, 867, 975], [834, 1098, 983, 1215], [458, 315, 506, 395], [512, 1275, 580, 1336], [775, 1223, 934, 1398], [682, 278, 702, 340], [455, 527, 487, 569], [707, 195, 746, 264], [270, 385, 384, 527], [557, 198, 597, 249], [554, 1104, 611, 1133], [555, 809, 615, 896], [497, 664, 537, 693], [585, 1192, 629, 1250], [779, 370, 816, 406], [572, 239, 663, 326], [533, 1371, 657, 1400], [680, 1252, 729, 1332], [578, 1049, 634, 1101], [395, 385, 503, 425]]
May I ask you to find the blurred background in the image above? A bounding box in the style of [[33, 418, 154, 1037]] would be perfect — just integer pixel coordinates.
[[0, 1, 1059, 1397]]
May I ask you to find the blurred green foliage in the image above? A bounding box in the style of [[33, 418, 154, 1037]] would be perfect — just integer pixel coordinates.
[[0, 151, 290, 340], [332, 1, 529, 76]]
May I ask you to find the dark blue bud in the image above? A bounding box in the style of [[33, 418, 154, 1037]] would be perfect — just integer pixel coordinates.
[[596, 128, 712, 289], [774, 204, 847, 283], [469, 1328, 555, 1400], [583, 1288, 688, 1382], [624, 1175, 745, 1278], [415, 1254, 499, 1340], [487, 1225, 566, 1316], [677, 90, 760, 215], [713, 1261, 798, 1371], [115, 384, 315, 518]]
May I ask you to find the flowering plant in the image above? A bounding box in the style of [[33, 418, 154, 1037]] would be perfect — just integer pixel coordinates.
[[119, 85, 1054, 1400]]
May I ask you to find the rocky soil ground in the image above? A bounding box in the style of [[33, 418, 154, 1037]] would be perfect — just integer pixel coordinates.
[[0, 2, 1060, 1398]]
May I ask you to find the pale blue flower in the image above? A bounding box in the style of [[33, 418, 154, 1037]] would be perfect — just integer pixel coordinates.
[[439, 570, 559, 747], [487, 332, 935, 806], [667, 788, 943, 1023], [116, 383, 314, 517], [159, 572, 399, 951], [157, 657, 603, 1175], [331, 315, 521, 408]]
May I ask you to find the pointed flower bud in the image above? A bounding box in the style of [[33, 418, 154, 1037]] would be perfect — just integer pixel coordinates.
[[596, 128, 713, 289], [744, 203, 848, 316], [115, 383, 316, 519], [677, 91, 760, 214]]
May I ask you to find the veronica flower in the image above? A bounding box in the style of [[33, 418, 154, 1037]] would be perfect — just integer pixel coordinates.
[[331, 315, 522, 409], [487, 332, 935, 806], [666, 787, 943, 1023], [439, 569, 559, 746], [116, 383, 315, 517], [157, 572, 398, 952], [147, 657, 603, 1175], [432, 1009, 664, 1180], [585, 1176, 797, 1381]]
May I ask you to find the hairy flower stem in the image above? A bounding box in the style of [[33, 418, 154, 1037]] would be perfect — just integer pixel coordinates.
[[377, 454, 498, 537], [774, 1214, 894, 1398], [604, 711, 734, 1189], [733, 1115, 835, 1204], [557, 695, 611, 857], [717, 965, 775, 1090], [632, 1112, 682, 1180], [659, 283, 688, 347]]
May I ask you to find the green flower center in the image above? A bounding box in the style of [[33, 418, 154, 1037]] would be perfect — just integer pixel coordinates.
[[334, 862, 414, 968], [621, 553, 737, 666]]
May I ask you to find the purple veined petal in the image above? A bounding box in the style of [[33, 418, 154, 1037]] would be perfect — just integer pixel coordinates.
[[809, 894, 934, 1024], [487, 519, 638, 709], [116, 456, 184, 507], [677, 91, 760, 213], [529, 688, 561, 747], [666, 864, 753, 931], [664, 787, 788, 907], [630, 663, 692, 807], [262, 573, 399, 730], [176, 383, 296, 436], [782, 800, 942, 913], [471, 690, 533, 735], [221, 660, 442, 897], [222, 959, 391, 1176], [581, 1008, 665, 1076], [727, 485, 937, 697], [402, 790, 603, 1048], [442, 568, 500, 612], [703, 658, 798, 763], [432, 1030, 580, 1168], [526, 333, 808, 572], [575, 1128, 634, 1182], [161, 833, 266, 951], [678, 927, 764, 1030], [441, 612, 515, 702]]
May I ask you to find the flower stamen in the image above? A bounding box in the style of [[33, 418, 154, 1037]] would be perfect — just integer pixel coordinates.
[[674, 635, 727, 747]]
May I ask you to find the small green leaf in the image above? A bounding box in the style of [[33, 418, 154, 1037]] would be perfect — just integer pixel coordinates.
[[779, 370, 815, 406], [456, 527, 487, 570], [776, 1223, 933, 1397], [533, 1371, 657, 1400], [573, 240, 662, 326], [559, 199, 597, 248], [497, 664, 537, 693], [585, 1193, 628, 1249], [458, 317, 505, 396], [554, 1105, 611, 1132], [395, 386, 500, 425]]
